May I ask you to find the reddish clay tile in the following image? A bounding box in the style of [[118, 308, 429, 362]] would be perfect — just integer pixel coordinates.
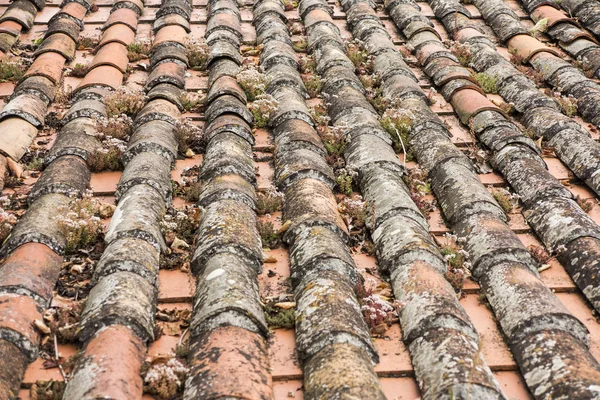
[[158, 269, 195, 303], [566, 183, 595, 199], [373, 323, 413, 375], [460, 294, 516, 369], [531, 5, 578, 29], [22, 51, 66, 84], [416, 42, 447, 65], [479, 171, 505, 186], [0, 243, 62, 303], [380, 377, 421, 400], [153, 24, 188, 46], [23, 344, 77, 383], [90, 170, 122, 195], [253, 128, 272, 150], [186, 326, 273, 399], [114, 0, 144, 14], [0, 117, 38, 161], [0, 20, 22, 33], [544, 157, 573, 180], [60, 2, 87, 20], [268, 329, 302, 379], [34, 32, 76, 61], [89, 42, 129, 72], [495, 371, 533, 400], [455, 27, 484, 42], [258, 247, 290, 298], [103, 8, 138, 31], [517, 233, 576, 291], [0, 339, 29, 400], [451, 88, 505, 124], [0, 293, 42, 360], [96, 23, 136, 48], [64, 325, 144, 399], [507, 34, 562, 63], [273, 380, 304, 400], [171, 154, 203, 183], [256, 161, 275, 190], [75, 65, 123, 93]]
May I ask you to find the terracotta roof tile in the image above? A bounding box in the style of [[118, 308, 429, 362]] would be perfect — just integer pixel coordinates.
[[1, 0, 600, 396]]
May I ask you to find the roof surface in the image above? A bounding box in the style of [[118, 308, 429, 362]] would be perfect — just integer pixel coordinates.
[[0, 0, 598, 398]]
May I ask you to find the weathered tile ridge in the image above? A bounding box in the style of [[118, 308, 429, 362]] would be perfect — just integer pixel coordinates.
[[182, 0, 273, 398], [63, 0, 192, 397], [428, 0, 600, 321], [0, 0, 89, 189], [384, 0, 600, 397], [0, 0, 94, 396], [255, 0, 388, 398], [0, 0, 46, 55], [523, 0, 600, 40], [440, 6, 600, 203], [304, 0, 507, 398], [472, 0, 600, 129]]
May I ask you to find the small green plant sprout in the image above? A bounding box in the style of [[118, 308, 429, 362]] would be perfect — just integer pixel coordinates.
[[241, 44, 264, 57], [492, 187, 519, 214], [89, 114, 132, 172], [359, 73, 380, 90], [257, 220, 280, 249], [309, 103, 330, 128], [256, 188, 284, 215], [181, 92, 204, 113], [555, 93, 578, 116], [345, 39, 370, 71], [292, 36, 308, 52], [248, 94, 279, 128], [95, 114, 133, 140], [403, 167, 434, 218], [357, 277, 403, 334], [298, 54, 316, 74], [143, 357, 189, 399], [379, 104, 414, 158], [335, 168, 357, 196], [0, 59, 25, 83], [186, 39, 210, 71], [68, 63, 88, 78], [160, 206, 200, 245], [57, 193, 104, 254], [264, 298, 296, 329], [174, 118, 204, 157], [104, 87, 146, 118], [303, 73, 323, 97], [474, 72, 498, 94], [78, 36, 98, 50], [450, 41, 472, 66], [30, 380, 66, 400], [236, 64, 270, 101], [338, 196, 367, 231], [127, 40, 152, 62], [27, 156, 44, 171], [282, 0, 298, 10], [529, 18, 549, 37], [403, 167, 431, 195], [440, 233, 471, 294]]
